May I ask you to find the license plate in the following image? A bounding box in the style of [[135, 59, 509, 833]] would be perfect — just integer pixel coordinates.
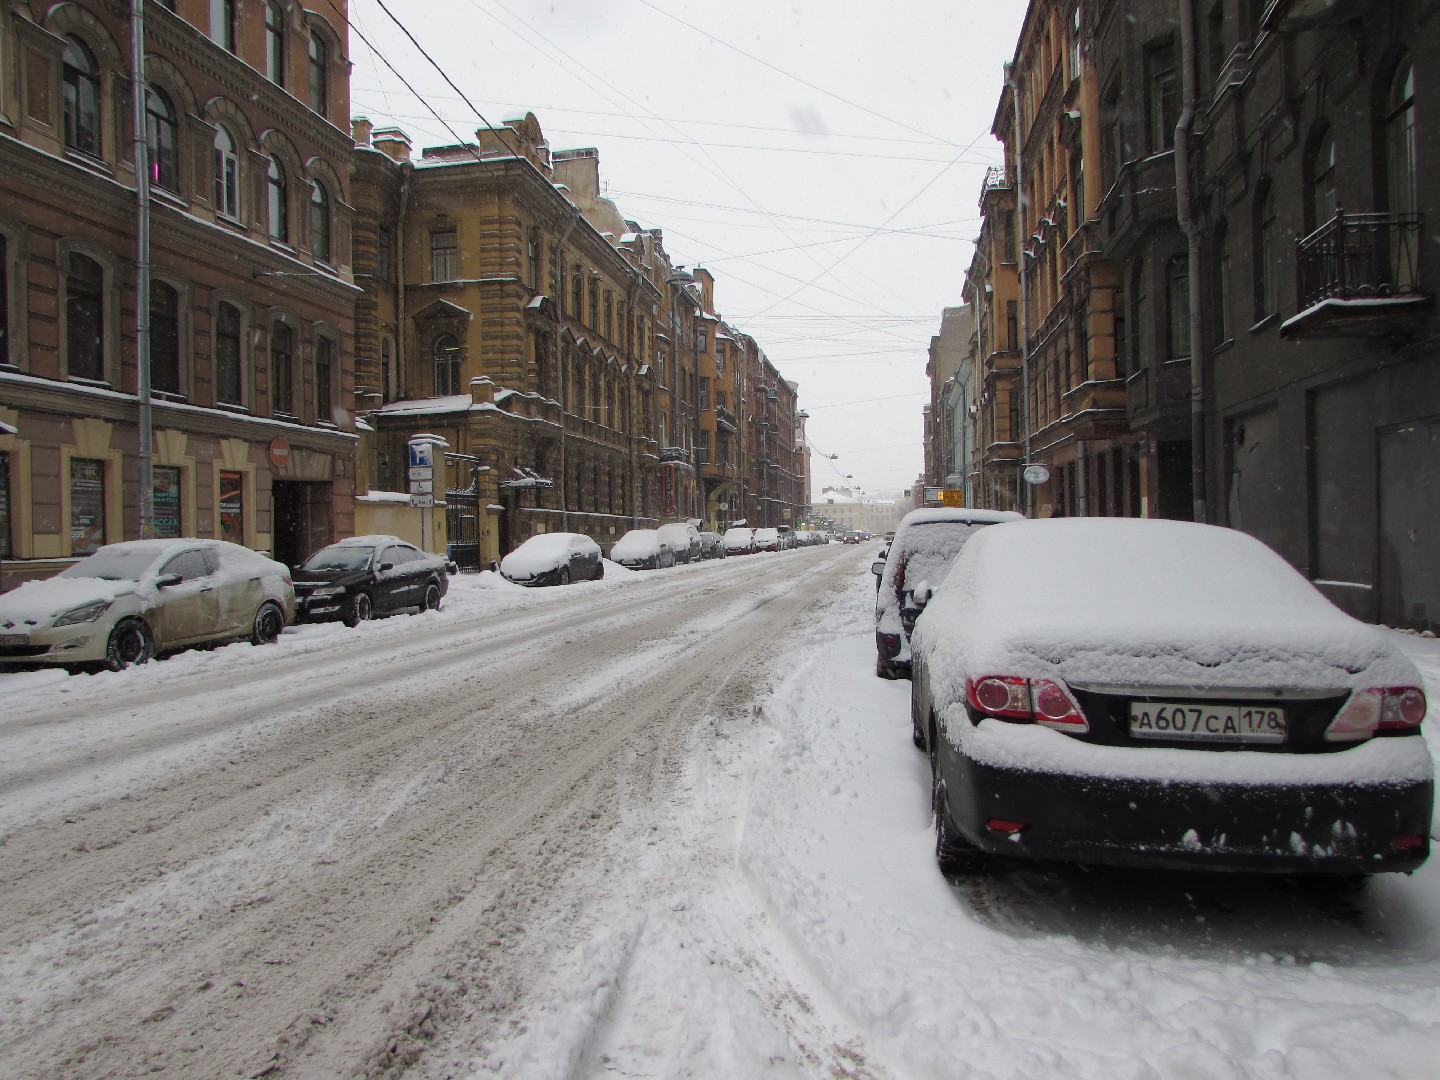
[[0, 633, 28, 647], [1130, 701, 1287, 744]]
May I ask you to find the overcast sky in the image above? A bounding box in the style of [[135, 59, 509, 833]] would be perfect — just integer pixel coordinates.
[[345, 0, 1028, 497]]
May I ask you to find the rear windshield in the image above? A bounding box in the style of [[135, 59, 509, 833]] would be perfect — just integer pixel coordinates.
[[892, 522, 992, 592]]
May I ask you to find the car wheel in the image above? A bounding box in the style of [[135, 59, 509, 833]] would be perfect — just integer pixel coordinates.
[[910, 691, 926, 750], [250, 601, 285, 645], [105, 617, 155, 671], [593, 562, 604, 581], [876, 655, 898, 680], [345, 592, 374, 627], [558, 567, 571, 585], [420, 582, 442, 613], [931, 742, 984, 875]]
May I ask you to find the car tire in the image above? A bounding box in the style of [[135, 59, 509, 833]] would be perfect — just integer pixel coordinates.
[[931, 743, 984, 875], [420, 582, 442, 613], [345, 592, 374, 627], [910, 691, 927, 750], [105, 617, 155, 671], [250, 601, 285, 645], [558, 567, 571, 585]]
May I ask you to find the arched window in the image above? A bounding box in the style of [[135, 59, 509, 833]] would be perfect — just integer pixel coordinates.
[[1386, 63, 1417, 215], [62, 36, 101, 157], [434, 335, 461, 396], [213, 126, 240, 218], [150, 281, 181, 395], [215, 301, 243, 404], [145, 86, 179, 192], [1255, 180, 1278, 319], [310, 180, 331, 263], [1308, 126, 1337, 232], [270, 320, 294, 414], [308, 32, 328, 116], [66, 253, 105, 381], [265, 2, 286, 87], [314, 336, 333, 421], [267, 157, 288, 242]]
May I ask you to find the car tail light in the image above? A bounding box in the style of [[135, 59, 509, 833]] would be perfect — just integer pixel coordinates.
[[966, 675, 1089, 733], [1393, 835, 1426, 851], [879, 633, 901, 658], [1326, 687, 1427, 741]]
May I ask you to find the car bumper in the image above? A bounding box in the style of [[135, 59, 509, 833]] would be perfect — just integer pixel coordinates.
[[940, 720, 1434, 874], [0, 625, 113, 665], [294, 593, 348, 621]]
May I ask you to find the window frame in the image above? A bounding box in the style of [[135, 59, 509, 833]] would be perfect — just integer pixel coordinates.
[[430, 227, 458, 282], [267, 156, 289, 243], [62, 36, 102, 159], [214, 299, 245, 406], [213, 124, 240, 220], [145, 85, 180, 193], [265, 2, 286, 88], [65, 251, 107, 383], [150, 278, 183, 397], [310, 179, 331, 264], [270, 319, 296, 416], [434, 334, 461, 396], [308, 30, 328, 117], [314, 334, 334, 423]]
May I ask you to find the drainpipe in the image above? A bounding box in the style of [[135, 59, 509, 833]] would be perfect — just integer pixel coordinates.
[[1007, 63, 1033, 516], [130, 0, 152, 537], [1176, 0, 1207, 523]]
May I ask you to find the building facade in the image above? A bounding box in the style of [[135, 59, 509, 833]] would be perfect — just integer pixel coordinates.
[[1, 0, 358, 584]]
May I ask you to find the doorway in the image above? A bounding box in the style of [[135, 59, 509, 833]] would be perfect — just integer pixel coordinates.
[[272, 480, 332, 569]]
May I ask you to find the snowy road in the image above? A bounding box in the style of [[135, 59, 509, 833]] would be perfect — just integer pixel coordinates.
[[2, 545, 1439, 1079]]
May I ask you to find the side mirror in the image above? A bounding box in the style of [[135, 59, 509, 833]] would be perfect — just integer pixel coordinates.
[[911, 582, 933, 608], [156, 573, 183, 588], [378, 562, 395, 573], [871, 560, 886, 577]]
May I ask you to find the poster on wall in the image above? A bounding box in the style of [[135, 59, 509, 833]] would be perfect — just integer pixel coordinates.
[[153, 466, 181, 538], [70, 458, 105, 554], [661, 462, 677, 517], [219, 470, 245, 545]]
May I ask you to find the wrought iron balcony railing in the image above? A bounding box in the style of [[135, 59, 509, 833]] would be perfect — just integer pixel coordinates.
[[1295, 209, 1424, 310]]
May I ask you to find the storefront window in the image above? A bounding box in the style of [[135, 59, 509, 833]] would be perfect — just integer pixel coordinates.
[[219, 470, 244, 544], [70, 457, 106, 554], [153, 465, 181, 538]]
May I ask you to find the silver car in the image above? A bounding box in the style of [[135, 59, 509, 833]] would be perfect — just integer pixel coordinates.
[[0, 539, 296, 672]]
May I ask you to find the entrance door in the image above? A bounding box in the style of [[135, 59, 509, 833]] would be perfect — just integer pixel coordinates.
[[272, 481, 307, 570], [1379, 417, 1439, 632]]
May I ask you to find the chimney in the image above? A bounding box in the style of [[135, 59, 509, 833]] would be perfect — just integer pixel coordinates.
[[351, 116, 374, 147]]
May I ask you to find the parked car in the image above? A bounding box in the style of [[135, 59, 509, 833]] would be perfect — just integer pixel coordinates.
[[292, 535, 452, 626], [722, 527, 755, 555], [611, 529, 676, 570], [0, 539, 294, 672], [910, 518, 1434, 878], [657, 522, 702, 564], [698, 531, 726, 559], [753, 527, 781, 552], [873, 508, 1024, 679], [500, 533, 604, 586], [776, 525, 796, 549]]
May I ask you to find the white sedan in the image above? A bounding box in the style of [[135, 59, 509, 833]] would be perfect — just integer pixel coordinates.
[[0, 539, 295, 672]]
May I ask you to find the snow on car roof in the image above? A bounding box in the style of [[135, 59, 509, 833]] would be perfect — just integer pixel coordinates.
[[915, 518, 1417, 693], [898, 507, 1025, 527], [333, 535, 408, 547]]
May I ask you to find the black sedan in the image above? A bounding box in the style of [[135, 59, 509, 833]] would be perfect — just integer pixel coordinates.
[[292, 535, 452, 626]]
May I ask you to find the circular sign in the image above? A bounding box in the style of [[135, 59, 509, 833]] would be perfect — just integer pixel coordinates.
[[1022, 464, 1051, 485], [269, 436, 291, 470]]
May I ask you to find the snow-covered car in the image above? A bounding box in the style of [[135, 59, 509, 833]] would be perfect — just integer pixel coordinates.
[[500, 533, 604, 586], [610, 529, 676, 571], [0, 539, 294, 672], [291, 535, 452, 626], [698, 531, 726, 559], [873, 507, 1023, 679], [722, 527, 755, 555], [656, 522, 702, 564], [910, 518, 1434, 878], [752, 528, 780, 552]]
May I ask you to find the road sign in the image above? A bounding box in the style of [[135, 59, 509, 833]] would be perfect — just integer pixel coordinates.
[[409, 494, 434, 508], [941, 489, 965, 507]]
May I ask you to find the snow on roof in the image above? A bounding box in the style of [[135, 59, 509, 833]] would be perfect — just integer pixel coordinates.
[[525, 295, 548, 309], [378, 396, 471, 416], [898, 507, 1025, 527], [355, 490, 416, 504]]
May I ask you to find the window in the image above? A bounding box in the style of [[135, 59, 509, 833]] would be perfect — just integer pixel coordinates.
[[214, 125, 240, 218], [151, 281, 181, 395], [267, 157, 288, 242], [528, 227, 541, 289], [605, 292, 614, 341], [146, 86, 179, 191], [694, 322, 706, 351], [62, 36, 101, 158], [699, 375, 710, 410], [1147, 41, 1178, 154], [308, 32, 327, 116], [378, 226, 395, 281], [315, 336, 333, 421], [589, 279, 599, 328], [0, 451, 9, 558], [152, 465, 181, 539], [215, 301, 243, 404], [1165, 255, 1189, 359], [71, 458, 106, 554], [66, 253, 105, 381], [0, 234, 8, 365], [265, 2, 285, 87], [310, 180, 331, 263], [1309, 126, 1337, 232], [1214, 222, 1232, 344], [218, 469, 244, 544], [271, 320, 294, 414], [430, 228, 457, 281], [380, 337, 393, 403], [1386, 63, 1417, 215], [1006, 299, 1018, 351], [1255, 181, 1278, 319], [572, 270, 583, 319], [1102, 78, 1124, 187], [210, 0, 237, 53], [434, 334, 460, 396]]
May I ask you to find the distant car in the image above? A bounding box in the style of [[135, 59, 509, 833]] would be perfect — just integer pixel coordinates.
[[0, 539, 294, 672], [753, 527, 780, 552], [611, 529, 676, 570], [776, 525, 796, 549], [657, 522, 702, 563], [722, 527, 755, 555], [910, 518, 1434, 878], [841, 531, 863, 544], [873, 508, 1024, 679], [698, 531, 726, 559], [291, 535, 452, 626], [500, 532, 604, 586]]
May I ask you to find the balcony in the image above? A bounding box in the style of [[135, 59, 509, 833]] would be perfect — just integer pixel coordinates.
[[715, 405, 737, 432], [1281, 211, 1432, 341]]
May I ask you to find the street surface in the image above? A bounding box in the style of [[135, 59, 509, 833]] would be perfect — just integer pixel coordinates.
[[2, 545, 1439, 1079]]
